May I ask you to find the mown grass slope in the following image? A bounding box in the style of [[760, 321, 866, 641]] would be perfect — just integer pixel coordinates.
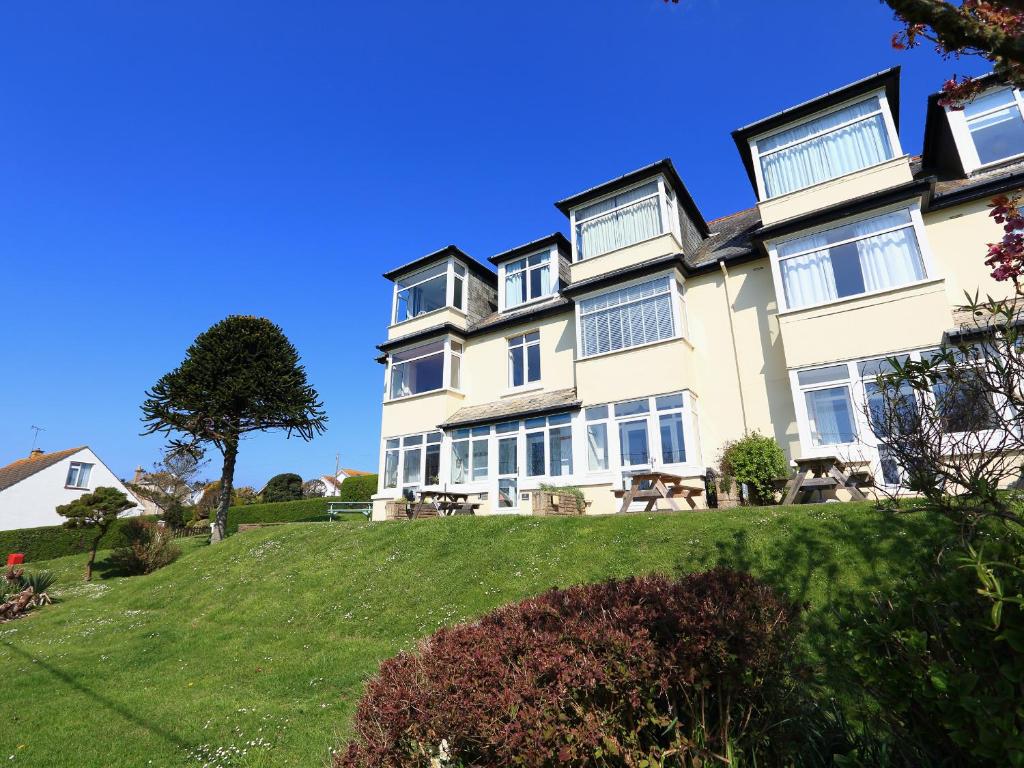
[[0, 504, 953, 767]]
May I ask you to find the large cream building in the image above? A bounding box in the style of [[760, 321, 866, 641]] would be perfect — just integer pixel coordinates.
[[370, 67, 1024, 520]]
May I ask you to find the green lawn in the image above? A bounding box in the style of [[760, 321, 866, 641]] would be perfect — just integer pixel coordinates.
[[0, 504, 954, 767]]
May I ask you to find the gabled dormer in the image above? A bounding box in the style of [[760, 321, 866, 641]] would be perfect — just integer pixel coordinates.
[[383, 245, 497, 340], [554, 159, 709, 283], [488, 233, 571, 313], [733, 67, 911, 227]]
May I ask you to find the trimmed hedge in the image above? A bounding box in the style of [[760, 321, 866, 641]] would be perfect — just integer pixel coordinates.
[[0, 516, 157, 563], [337, 474, 378, 502], [226, 498, 366, 534]]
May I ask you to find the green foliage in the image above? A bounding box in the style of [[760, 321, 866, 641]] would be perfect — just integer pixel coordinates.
[[262, 473, 303, 503], [161, 500, 187, 530], [834, 525, 1024, 766], [0, 517, 154, 563], [338, 474, 378, 503], [538, 482, 586, 508], [56, 487, 134, 529], [719, 431, 788, 505], [111, 518, 182, 576], [225, 497, 364, 533]]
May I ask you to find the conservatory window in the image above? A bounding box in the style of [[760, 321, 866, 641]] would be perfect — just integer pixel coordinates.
[[579, 276, 676, 357], [774, 208, 926, 311], [753, 94, 896, 198], [450, 426, 491, 483], [797, 365, 857, 447], [573, 180, 665, 261], [585, 406, 609, 471], [384, 432, 441, 496]]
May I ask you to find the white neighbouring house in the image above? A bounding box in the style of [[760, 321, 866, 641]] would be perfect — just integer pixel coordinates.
[[320, 468, 374, 497], [0, 447, 143, 532]]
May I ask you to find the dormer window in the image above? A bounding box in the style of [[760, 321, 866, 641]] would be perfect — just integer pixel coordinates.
[[501, 252, 554, 310], [572, 180, 667, 261], [948, 87, 1024, 171], [751, 93, 899, 199], [392, 259, 467, 325]]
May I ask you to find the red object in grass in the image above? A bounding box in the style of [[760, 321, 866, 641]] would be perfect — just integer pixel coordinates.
[[6, 554, 24, 566]]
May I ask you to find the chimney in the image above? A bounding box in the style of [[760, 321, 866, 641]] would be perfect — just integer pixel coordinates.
[[133, 466, 145, 483], [29, 448, 44, 458]]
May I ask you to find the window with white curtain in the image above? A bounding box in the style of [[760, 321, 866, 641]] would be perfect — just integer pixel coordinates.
[[65, 462, 93, 489], [508, 331, 541, 388], [754, 95, 896, 198], [962, 87, 1024, 166], [774, 208, 926, 311], [503, 253, 553, 308], [579, 276, 676, 357], [573, 181, 665, 260], [797, 365, 857, 447]]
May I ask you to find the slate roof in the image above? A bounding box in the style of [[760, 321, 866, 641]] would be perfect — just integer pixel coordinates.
[[440, 388, 581, 429], [687, 207, 762, 270], [0, 447, 85, 492], [466, 296, 574, 335]]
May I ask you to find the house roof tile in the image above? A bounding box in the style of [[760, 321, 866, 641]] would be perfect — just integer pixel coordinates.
[[0, 447, 86, 492], [440, 388, 580, 429]]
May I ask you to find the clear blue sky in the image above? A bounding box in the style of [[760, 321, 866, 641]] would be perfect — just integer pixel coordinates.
[[0, 1, 989, 488]]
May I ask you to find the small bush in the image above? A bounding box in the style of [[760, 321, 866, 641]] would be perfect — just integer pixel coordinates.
[[262, 473, 303, 503], [0, 516, 157, 563], [337, 474, 377, 503], [336, 568, 808, 768], [719, 431, 789, 505], [110, 518, 181, 575], [834, 529, 1024, 766], [539, 482, 586, 507]]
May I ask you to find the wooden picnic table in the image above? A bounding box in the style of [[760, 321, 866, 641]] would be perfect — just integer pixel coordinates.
[[781, 456, 868, 505], [613, 471, 704, 514], [415, 489, 479, 517]]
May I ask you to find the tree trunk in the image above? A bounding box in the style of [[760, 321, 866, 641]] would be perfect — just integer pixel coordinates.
[[85, 526, 106, 582], [211, 438, 238, 544]]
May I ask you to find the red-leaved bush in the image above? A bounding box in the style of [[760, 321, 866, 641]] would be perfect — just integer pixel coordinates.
[[336, 568, 806, 767]]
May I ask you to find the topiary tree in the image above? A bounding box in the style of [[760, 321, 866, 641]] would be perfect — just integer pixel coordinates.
[[141, 316, 327, 543], [56, 487, 135, 581], [302, 478, 327, 498], [262, 473, 303, 503], [718, 431, 789, 506]]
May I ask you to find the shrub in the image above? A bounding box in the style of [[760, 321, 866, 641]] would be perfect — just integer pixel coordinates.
[[337, 474, 377, 503], [262, 473, 303, 503], [162, 500, 187, 530], [538, 482, 586, 507], [110, 518, 181, 575], [834, 528, 1024, 766], [336, 568, 808, 768], [719, 431, 789, 505]]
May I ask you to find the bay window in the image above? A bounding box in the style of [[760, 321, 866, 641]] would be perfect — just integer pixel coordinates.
[[392, 259, 467, 324], [503, 252, 553, 309], [573, 180, 665, 261], [387, 337, 462, 400], [753, 94, 897, 198], [773, 208, 928, 311], [579, 276, 677, 357], [508, 331, 541, 387]]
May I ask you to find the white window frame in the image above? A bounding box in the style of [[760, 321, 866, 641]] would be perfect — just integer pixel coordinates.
[[379, 431, 443, 497], [946, 86, 1024, 174], [450, 425, 492, 484], [65, 461, 93, 489], [507, 330, 541, 389], [498, 247, 559, 311], [765, 201, 938, 314], [748, 89, 903, 201], [385, 335, 464, 401], [575, 270, 686, 360], [567, 174, 681, 263], [390, 256, 468, 326]]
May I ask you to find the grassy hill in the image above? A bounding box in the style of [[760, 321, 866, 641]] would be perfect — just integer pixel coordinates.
[[0, 504, 954, 767]]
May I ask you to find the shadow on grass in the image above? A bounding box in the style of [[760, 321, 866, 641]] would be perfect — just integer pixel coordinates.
[[2, 639, 195, 752]]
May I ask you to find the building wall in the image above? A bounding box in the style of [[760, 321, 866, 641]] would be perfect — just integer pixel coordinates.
[[570, 233, 681, 283], [0, 448, 143, 532]]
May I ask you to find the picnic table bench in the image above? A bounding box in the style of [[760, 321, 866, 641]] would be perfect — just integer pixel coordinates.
[[410, 489, 481, 518], [781, 456, 868, 505], [613, 471, 704, 514]]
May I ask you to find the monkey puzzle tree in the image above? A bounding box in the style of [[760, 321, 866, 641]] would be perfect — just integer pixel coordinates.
[[141, 316, 328, 543], [56, 487, 135, 581]]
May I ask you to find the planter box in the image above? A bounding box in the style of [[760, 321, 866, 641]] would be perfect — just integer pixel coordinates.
[[531, 490, 586, 516]]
